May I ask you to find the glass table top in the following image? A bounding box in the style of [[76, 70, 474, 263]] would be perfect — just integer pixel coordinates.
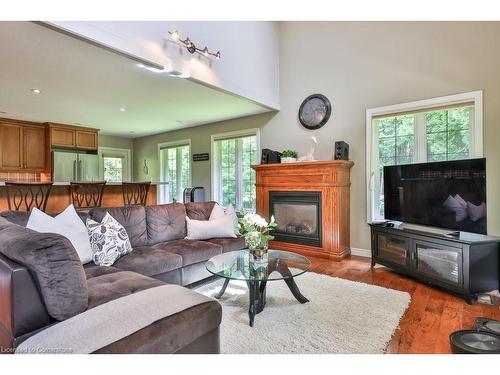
[[206, 249, 311, 282]]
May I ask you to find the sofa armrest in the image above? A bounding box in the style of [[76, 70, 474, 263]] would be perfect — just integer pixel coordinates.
[[0, 254, 51, 352]]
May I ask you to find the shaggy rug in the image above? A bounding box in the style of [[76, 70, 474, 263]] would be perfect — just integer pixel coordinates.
[[195, 271, 411, 354]]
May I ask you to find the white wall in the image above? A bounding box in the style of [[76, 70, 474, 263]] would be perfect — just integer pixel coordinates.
[[47, 21, 280, 109]]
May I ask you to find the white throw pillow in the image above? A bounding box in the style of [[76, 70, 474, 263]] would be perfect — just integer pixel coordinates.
[[86, 213, 133, 266], [185, 215, 237, 240], [27, 205, 93, 264], [209, 203, 239, 235]]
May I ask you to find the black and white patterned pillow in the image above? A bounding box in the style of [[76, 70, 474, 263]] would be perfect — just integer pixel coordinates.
[[86, 212, 133, 266]]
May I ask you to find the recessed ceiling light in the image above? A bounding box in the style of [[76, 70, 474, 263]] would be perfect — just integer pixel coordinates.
[[120, 108, 127, 112], [129, 131, 135, 134], [136, 63, 145, 68], [168, 71, 190, 79], [30, 88, 41, 95], [0, 110, 6, 114]]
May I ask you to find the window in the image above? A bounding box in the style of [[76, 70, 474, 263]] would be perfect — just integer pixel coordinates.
[[159, 141, 191, 203], [104, 157, 123, 182], [212, 129, 259, 211], [98, 147, 131, 183], [367, 91, 483, 222]]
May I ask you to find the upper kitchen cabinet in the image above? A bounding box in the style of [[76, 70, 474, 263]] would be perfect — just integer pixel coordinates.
[[48, 123, 99, 151], [0, 119, 47, 172]]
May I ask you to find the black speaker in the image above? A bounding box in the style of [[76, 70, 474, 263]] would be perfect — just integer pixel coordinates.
[[261, 149, 282, 164], [334, 141, 349, 160]]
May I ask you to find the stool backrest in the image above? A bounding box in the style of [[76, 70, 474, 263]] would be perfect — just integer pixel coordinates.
[[70, 181, 106, 209], [4, 181, 53, 212], [122, 181, 151, 206]]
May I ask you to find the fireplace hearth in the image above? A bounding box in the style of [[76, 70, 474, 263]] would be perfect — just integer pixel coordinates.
[[270, 191, 322, 247]]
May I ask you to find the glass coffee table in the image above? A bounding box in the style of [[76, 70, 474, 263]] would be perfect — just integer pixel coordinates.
[[206, 249, 311, 327]]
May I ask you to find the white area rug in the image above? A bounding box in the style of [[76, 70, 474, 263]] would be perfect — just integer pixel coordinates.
[[195, 272, 411, 354]]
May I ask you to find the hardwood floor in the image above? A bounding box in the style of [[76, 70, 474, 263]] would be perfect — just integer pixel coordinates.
[[308, 255, 500, 354]]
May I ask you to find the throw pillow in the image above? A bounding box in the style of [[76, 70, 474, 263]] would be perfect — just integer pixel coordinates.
[[86, 212, 133, 266], [185, 214, 237, 240], [467, 201, 486, 222], [27, 205, 93, 264], [0, 217, 88, 321], [443, 195, 468, 222], [209, 203, 239, 235]]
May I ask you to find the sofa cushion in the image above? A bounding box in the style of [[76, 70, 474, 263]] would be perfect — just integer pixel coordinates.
[[0, 217, 88, 321], [89, 206, 147, 247], [86, 270, 165, 309], [145, 203, 187, 244], [111, 246, 183, 277], [94, 297, 221, 354], [206, 237, 246, 253], [83, 263, 122, 279], [0, 210, 88, 227], [185, 202, 216, 221], [153, 239, 222, 266]]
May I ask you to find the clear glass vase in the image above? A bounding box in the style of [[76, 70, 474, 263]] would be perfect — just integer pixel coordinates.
[[249, 240, 269, 258]]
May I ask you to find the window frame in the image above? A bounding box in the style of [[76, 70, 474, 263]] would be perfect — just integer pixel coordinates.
[[211, 128, 260, 211], [98, 147, 131, 182], [366, 91, 483, 223], [157, 139, 192, 204]]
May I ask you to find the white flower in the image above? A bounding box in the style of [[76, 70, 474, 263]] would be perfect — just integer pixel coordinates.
[[242, 213, 268, 228], [244, 231, 261, 249]]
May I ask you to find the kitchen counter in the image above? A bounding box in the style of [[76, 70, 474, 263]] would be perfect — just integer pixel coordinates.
[[0, 181, 168, 186], [0, 182, 165, 213]]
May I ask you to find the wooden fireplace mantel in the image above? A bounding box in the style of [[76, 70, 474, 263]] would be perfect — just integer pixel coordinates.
[[252, 160, 354, 261]]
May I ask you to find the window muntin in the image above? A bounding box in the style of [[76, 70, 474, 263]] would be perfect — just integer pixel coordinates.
[[372, 104, 474, 220], [213, 134, 257, 211], [161, 144, 190, 203]]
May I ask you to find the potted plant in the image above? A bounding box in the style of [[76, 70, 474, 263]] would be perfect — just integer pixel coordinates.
[[238, 210, 277, 257], [281, 149, 298, 163]]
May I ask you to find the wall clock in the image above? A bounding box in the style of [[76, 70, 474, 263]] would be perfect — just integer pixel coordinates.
[[298, 94, 332, 130]]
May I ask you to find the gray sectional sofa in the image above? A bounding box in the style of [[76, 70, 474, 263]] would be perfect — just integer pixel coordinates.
[[0, 201, 245, 354]]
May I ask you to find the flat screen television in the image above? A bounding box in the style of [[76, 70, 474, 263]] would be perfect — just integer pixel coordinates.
[[383, 158, 486, 234]]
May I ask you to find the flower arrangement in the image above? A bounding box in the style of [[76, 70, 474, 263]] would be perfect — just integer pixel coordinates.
[[238, 210, 277, 255]]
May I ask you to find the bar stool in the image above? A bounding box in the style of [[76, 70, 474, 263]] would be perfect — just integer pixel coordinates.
[[122, 181, 151, 206], [4, 181, 53, 212], [70, 181, 106, 210]]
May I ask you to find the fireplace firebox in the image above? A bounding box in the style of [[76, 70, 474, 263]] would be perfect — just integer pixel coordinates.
[[269, 191, 322, 247]]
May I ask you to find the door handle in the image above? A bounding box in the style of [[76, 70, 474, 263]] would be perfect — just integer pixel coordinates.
[[73, 160, 77, 181]]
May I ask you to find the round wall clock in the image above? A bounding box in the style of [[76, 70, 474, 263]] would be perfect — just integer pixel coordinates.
[[298, 94, 332, 130]]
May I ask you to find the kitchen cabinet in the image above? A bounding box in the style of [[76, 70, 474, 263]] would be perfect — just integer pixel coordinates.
[[0, 120, 47, 172], [48, 123, 98, 150]]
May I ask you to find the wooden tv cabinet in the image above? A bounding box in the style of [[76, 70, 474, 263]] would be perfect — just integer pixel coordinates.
[[370, 224, 500, 303]]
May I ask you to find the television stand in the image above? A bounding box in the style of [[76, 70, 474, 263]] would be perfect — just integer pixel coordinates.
[[369, 224, 500, 303]]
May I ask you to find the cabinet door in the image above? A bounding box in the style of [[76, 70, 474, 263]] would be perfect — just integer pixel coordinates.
[[51, 127, 75, 147], [374, 231, 410, 268], [0, 123, 23, 169], [75, 130, 97, 150], [23, 126, 46, 170], [412, 239, 463, 287]]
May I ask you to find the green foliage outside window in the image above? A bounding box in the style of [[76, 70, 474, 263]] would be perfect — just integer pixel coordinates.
[[104, 157, 123, 183]]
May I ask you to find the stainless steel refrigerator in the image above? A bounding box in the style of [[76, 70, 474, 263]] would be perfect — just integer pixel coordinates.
[[52, 151, 100, 182]]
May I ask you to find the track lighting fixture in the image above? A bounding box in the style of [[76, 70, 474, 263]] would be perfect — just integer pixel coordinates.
[[168, 30, 221, 60]]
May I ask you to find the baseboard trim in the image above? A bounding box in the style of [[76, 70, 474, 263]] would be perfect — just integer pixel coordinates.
[[350, 247, 371, 258]]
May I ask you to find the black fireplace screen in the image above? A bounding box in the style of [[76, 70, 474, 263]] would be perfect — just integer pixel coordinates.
[[269, 191, 322, 247]]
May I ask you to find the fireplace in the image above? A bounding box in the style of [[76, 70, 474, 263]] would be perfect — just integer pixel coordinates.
[[253, 160, 353, 260], [269, 191, 322, 247]]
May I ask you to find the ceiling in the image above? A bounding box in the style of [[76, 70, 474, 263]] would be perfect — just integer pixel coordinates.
[[0, 22, 271, 138]]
